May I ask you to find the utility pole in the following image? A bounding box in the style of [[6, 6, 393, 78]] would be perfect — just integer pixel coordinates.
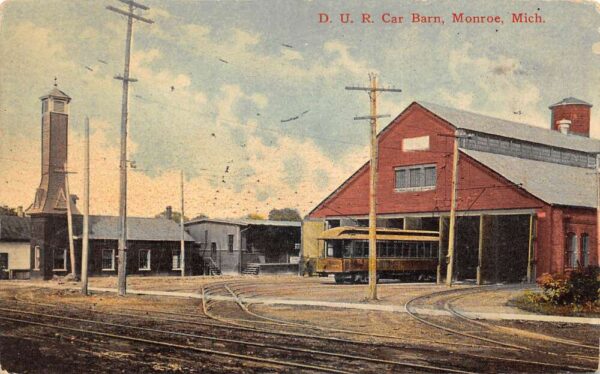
[[107, 0, 153, 296], [346, 73, 401, 300], [597, 155, 600, 268], [180, 170, 185, 277], [58, 163, 78, 279], [81, 117, 90, 295], [444, 130, 471, 286]]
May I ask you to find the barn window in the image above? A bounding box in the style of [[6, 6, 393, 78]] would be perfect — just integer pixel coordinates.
[[395, 164, 436, 191], [53, 248, 67, 271], [565, 233, 578, 268], [228, 234, 234, 252], [34, 246, 41, 270], [139, 249, 151, 270], [102, 249, 115, 271], [581, 234, 590, 267], [172, 248, 181, 270]]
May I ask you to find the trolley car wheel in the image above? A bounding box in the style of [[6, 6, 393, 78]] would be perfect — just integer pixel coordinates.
[[334, 274, 344, 284]]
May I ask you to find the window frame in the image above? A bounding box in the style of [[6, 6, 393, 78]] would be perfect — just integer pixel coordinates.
[[34, 245, 41, 270], [172, 248, 182, 270], [52, 248, 67, 271], [394, 164, 437, 192], [565, 232, 578, 268], [581, 234, 590, 267], [139, 249, 151, 271], [228, 234, 234, 252], [101, 249, 116, 271]]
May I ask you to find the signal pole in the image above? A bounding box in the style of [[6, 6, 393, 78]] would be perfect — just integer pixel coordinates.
[[107, 0, 153, 296], [346, 73, 401, 300], [81, 117, 90, 295], [180, 170, 185, 277]]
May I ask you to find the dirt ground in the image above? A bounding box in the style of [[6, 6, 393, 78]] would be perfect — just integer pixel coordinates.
[[0, 276, 597, 373]]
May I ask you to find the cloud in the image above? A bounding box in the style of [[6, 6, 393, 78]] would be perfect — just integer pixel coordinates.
[[441, 43, 545, 126]]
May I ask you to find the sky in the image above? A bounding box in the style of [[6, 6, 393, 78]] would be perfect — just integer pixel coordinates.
[[0, 0, 599, 219]]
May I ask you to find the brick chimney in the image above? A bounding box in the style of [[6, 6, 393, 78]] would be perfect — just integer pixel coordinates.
[[16, 206, 24, 217], [165, 206, 173, 220], [549, 97, 592, 137]]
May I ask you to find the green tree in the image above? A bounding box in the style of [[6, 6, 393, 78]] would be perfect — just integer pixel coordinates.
[[155, 210, 189, 223], [268, 208, 301, 221], [245, 213, 266, 220], [0, 205, 17, 216]]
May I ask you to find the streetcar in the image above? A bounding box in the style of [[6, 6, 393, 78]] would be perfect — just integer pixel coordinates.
[[315, 226, 440, 283]]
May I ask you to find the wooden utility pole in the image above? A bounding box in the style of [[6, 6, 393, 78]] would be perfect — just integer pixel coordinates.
[[61, 163, 77, 279], [346, 74, 401, 300], [107, 0, 153, 296], [597, 155, 600, 268], [446, 133, 460, 286], [180, 170, 185, 277], [81, 117, 90, 294]]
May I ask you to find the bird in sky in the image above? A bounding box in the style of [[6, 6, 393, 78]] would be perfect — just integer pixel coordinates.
[[84, 66, 94, 72], [219, 58, 229, 64], [170, 86, 175, 92], [97, 59, 108, 64], [281, 43, 294, 48]]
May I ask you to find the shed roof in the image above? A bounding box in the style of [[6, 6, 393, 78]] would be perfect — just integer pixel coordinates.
[[82, 215, 194, 241], [417, 101, 600, 153], [462, 149, 597, 208], [0, 215, 31, 241], [186, 218, 301, 228]]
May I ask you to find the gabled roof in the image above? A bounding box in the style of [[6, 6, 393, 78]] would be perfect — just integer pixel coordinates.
[[185, 218, 301, 228], [462, 149, 596, 208], [0, 215, 31, 241], [549, 97, 592, 108], [81, 215, 194, 241], [417, 101, 600, 153]]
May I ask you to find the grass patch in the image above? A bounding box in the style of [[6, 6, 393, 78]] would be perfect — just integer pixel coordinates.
[[510, 291, 600, 318]]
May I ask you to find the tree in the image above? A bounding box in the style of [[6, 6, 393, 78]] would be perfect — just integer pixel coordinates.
[[155, 210, 189, 223], [191, 213, 208, 220], [245, 213, 266, 220], [268, 208, 301, 221], [0, 205, 17, 216]]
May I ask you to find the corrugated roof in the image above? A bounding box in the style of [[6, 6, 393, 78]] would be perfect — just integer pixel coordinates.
[[417, 101, 600, 153], [0, 216, 31, 241], [186, 218, 301, 228], [85, 215, 194, 241], [462, 149, 597, 208], [549, 97, 592, 108]]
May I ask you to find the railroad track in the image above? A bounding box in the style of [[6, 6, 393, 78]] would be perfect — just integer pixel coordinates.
[[404, 286, 597, 372], [204, 282, 596, 372], [0, 300, 474, 374]]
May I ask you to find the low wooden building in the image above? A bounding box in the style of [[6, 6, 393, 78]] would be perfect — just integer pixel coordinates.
[[0, 215, 31, 279], [185, 218, 301, 275]]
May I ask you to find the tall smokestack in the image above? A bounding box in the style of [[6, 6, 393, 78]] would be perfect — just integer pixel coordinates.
[[549, 97, 592, 137]]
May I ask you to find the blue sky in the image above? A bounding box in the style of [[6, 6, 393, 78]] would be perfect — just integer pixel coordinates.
[[0, 0, 599, 218]]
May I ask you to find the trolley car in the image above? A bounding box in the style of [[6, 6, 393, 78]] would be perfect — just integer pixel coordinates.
[[316, 226, 440, 283]]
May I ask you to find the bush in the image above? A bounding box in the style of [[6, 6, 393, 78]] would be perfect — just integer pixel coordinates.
[[537, 266, 600, 306]]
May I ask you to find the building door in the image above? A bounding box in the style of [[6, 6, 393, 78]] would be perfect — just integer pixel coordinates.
[[0, 253, 8, 279]]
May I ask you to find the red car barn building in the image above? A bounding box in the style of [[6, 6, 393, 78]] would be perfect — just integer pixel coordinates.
[[304, 98, 597, 283]]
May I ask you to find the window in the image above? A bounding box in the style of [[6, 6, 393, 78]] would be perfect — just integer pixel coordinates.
[[53, 248, 67, 271], [204, 230, 208, 245], [139, 249, 151, 270], [41, 100, 48, 114], [101, 249, 115, 271], [395, 164, 436, 190], [53, 100, 65, 113], [0, 253, 8, 270], [228, 234, 234, 252], [565, 233, 578, 268], [581, 234, 590, 267], [172, 248, 181, 270], [34, 246, 41, 270]]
